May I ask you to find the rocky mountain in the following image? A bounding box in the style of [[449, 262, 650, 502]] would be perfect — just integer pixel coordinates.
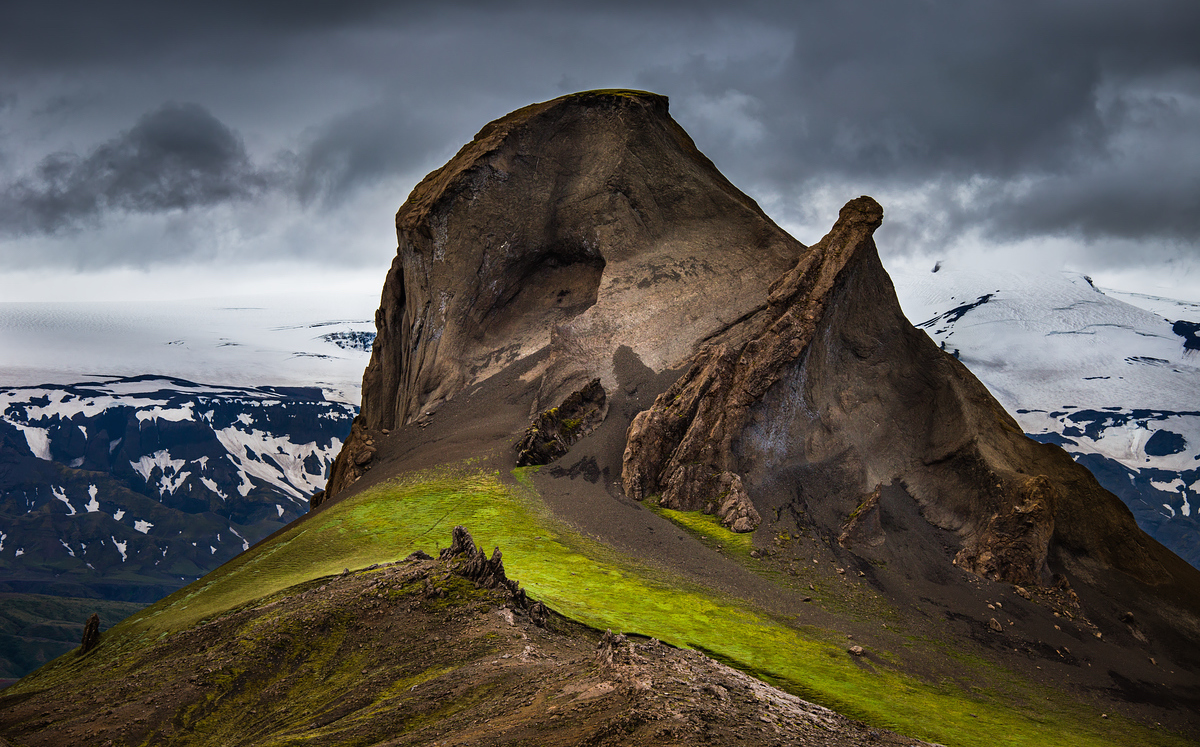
[[0, 375, 353, 680], [892, 266, 1200, 568], [4, 91, 1199, 746]]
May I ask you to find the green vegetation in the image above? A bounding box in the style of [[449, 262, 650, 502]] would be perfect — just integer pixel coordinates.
[[12, 467, 1189, 747], [645, 500, 755, 557]]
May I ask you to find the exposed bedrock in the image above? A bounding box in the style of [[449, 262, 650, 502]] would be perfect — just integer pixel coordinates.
[[328, 90, 802, 498], [622, 195, 1196, 600], [361, 91, 799, 432]]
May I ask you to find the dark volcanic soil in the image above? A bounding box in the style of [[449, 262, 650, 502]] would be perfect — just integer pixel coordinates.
[[0, 529, 930, 747]]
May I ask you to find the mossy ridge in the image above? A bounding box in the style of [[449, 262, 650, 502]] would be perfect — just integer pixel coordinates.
[[8, 467, 1190, 747]]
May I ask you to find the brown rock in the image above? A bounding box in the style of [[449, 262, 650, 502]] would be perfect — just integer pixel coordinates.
[[621, 197, 885, 533], [79, 612, 100, 655], [515, 379, 607, 466]]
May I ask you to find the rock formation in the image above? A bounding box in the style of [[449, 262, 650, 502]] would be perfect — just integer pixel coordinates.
[[77, 613, 100, 655], [327, 90, 801, 498]]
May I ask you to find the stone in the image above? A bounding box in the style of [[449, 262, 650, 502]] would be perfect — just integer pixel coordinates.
[[79, 613, 100, 655], [515, 379, 607, 466]]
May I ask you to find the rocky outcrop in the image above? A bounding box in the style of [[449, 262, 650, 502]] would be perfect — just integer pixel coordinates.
[[324, 416, 378, 500], [953, 475, 1058, 585], [325, 90, 802, 502], [622, 197, 884, 532], [440, 525, 531, 611], [515, 379, 607, 466], [78, 613, 100, 655]]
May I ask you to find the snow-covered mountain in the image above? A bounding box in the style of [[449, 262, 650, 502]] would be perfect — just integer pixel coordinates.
[[892, 263, 1200, 568], [0, 295, 372, 679], [0, 376, 355, 600]]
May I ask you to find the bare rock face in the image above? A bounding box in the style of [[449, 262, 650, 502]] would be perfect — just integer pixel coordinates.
[[78, 613, 100, 655], [515, 379, 607, 467], [326, 90, 801, 500], [622, 197, 884, 532]]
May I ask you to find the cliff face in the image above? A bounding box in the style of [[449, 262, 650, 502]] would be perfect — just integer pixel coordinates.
[[328, 91, 802, 495], [366, 91, 800, 428]]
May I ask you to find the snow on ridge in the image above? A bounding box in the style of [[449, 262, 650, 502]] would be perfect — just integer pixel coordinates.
[[85, 484, 100, 512], [214, 427, 339, 500], [136, 402, 196, 424], [51, 485, 76, 516], [5, 421, 51, 460]]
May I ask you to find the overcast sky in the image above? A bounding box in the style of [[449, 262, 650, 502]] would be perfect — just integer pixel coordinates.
[[1, 0, 1198, 302]]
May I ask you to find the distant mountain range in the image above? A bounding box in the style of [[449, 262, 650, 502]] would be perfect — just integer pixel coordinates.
[[0, 297, 373, 681], [893, 263, 1200, 568], [0, 375, 354, 679]]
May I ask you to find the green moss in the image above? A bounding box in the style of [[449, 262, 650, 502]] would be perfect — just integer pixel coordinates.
[[648, 505, 755, 557]]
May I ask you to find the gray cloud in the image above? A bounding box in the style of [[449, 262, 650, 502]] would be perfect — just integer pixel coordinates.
[[0, 103, 275, 235], [1, 0, 1198, 276], [292, 100, 454, 207], [639, 1, 1200, 254]]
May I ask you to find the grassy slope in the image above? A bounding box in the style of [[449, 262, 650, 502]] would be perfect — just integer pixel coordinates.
[[11, 467, 1188, 747]]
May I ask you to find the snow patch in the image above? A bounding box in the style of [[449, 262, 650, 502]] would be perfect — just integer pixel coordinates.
[[134, 520, 153, 534], [237, 412, 253, 426], [1151, 478, 1186, 493], [210, 546, 217, 555], [136, 402, 195, 424], [0, 531, 5, 552], [111, 536, 127, 562], [113, 508, 126, 521], [60, 539, 75, 557], [276, 503, 284, 517], [14, 548, 23, 557], [229, 526, 250, 551], [200, 476, 229, 501], [8, 422, 51, 460], [52, 485, 76, 516], [130, 450, 190, 495], [85, 484, 100, 512]]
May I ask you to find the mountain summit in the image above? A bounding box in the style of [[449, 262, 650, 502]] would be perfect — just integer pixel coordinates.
[[5, 91, 1199, 745]]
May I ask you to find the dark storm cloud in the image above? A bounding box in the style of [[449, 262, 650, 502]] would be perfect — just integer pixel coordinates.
[[1, 0, 1198, 271], [637, 1, 1200, 251], [0, 103, 275, 235], [293, 100, 452, 207]]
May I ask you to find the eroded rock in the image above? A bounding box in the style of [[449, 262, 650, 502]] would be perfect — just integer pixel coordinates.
[[622, 197, 885, 532], [78, 613, 100, 655], [515, 379, 607, 466]]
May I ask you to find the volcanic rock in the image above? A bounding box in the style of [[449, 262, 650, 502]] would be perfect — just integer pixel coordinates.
[[78, 613, 100, 655], [327, 90, 801, 501]]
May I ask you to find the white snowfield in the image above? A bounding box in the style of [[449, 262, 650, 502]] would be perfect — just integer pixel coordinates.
[[0, 293, 376, 404], [891, 262, 1199, 538]]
